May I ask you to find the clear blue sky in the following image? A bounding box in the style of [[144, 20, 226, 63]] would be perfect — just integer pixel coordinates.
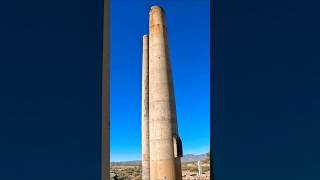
[[110, 0, 210, 162]]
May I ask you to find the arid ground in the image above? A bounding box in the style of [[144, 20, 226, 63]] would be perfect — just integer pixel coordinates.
[[110, 153, 210, 180]]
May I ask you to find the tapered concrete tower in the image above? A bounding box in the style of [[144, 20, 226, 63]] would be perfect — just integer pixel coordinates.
[[141, 35, 150, 180], [148, 5, 183, 180]]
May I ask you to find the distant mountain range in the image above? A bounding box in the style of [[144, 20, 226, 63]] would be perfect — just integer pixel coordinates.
[[111, 153, 208, 166], [181, 153, 208, 163]]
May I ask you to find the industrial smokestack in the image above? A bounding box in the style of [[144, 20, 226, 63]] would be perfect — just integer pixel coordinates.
[[148, 5, 182, 180], [141, 35, 150, 180]]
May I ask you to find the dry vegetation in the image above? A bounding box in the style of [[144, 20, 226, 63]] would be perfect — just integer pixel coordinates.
[[110, 153, 210, 180], [110, 165, 142, 180], [181, 152, 210, 180]]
